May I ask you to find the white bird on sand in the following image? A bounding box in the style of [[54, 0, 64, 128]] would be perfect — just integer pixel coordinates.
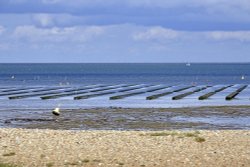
[[52, 107, 60, 116]]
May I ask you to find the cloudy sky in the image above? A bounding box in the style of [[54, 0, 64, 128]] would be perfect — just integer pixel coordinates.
[[0, 0, 250, 63]]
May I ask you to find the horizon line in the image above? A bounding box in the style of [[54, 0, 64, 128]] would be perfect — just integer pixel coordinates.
[[0, 62, 249, 64]]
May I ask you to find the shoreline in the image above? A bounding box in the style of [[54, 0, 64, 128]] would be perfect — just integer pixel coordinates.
[[0, 128, 249, 167], [1, 105, 250, 130], [1, 101, 250, 110]]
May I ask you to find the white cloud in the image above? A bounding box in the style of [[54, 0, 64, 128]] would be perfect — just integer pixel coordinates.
[[0, 26, 5, 35], [0, 26, 8, 50], [133, 27, 180, 41], [42, 0, 61, 4], [31, 13, 87, 27], [0, 43, 9, 50], [133, 26, 250, 42], [32, 14, 54, 27], [1, 23, 250, 62], [2, 24, 250, 53], [5, 24, 250, 44], [207, 31, 250, 42], [12, 25, 105, 42]]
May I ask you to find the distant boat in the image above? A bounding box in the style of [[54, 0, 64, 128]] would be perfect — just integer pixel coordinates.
[[186, 63, 191, 66], [241, 75, 245, 80]]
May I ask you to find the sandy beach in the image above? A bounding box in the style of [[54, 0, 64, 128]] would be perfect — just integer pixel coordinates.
[[0, 128, 249, 167], [1, 106, 250, 166]]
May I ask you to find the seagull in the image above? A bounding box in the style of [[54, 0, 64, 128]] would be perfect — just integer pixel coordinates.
[[52, 107, 60, 116]]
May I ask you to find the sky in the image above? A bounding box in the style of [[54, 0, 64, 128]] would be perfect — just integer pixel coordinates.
[[0, 0, 250, 63]]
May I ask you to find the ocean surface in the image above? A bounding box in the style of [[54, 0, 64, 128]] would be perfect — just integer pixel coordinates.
[[0, 63, 249, 86], [0, 63, 250, 130], [0, 63, 249, 108]]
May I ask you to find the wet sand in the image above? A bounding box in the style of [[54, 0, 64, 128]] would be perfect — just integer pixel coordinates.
[[0, 129, 249, 167], [1, 106, 250, 130]]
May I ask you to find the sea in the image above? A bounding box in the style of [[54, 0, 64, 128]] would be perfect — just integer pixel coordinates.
[[0, 63, 250, 130], [0, 63, 249, 109], [0, 63, 249, 86]]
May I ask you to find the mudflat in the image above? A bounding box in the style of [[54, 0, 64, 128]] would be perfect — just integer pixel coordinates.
[[0, 128, 249, 167], [1, 106, 250, 130]]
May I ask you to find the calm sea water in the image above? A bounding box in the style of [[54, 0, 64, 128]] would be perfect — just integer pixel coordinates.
[[0, 63, 250, 129], [0, 63, 249, 86]]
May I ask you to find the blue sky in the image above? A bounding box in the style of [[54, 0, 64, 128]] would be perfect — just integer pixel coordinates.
[[0, 0, 250, 63]]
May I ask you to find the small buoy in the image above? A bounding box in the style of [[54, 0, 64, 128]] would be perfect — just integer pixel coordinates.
[[241, 75, 245, 80], [11, 75, 15, 79], [52, 107, 60, 116]]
